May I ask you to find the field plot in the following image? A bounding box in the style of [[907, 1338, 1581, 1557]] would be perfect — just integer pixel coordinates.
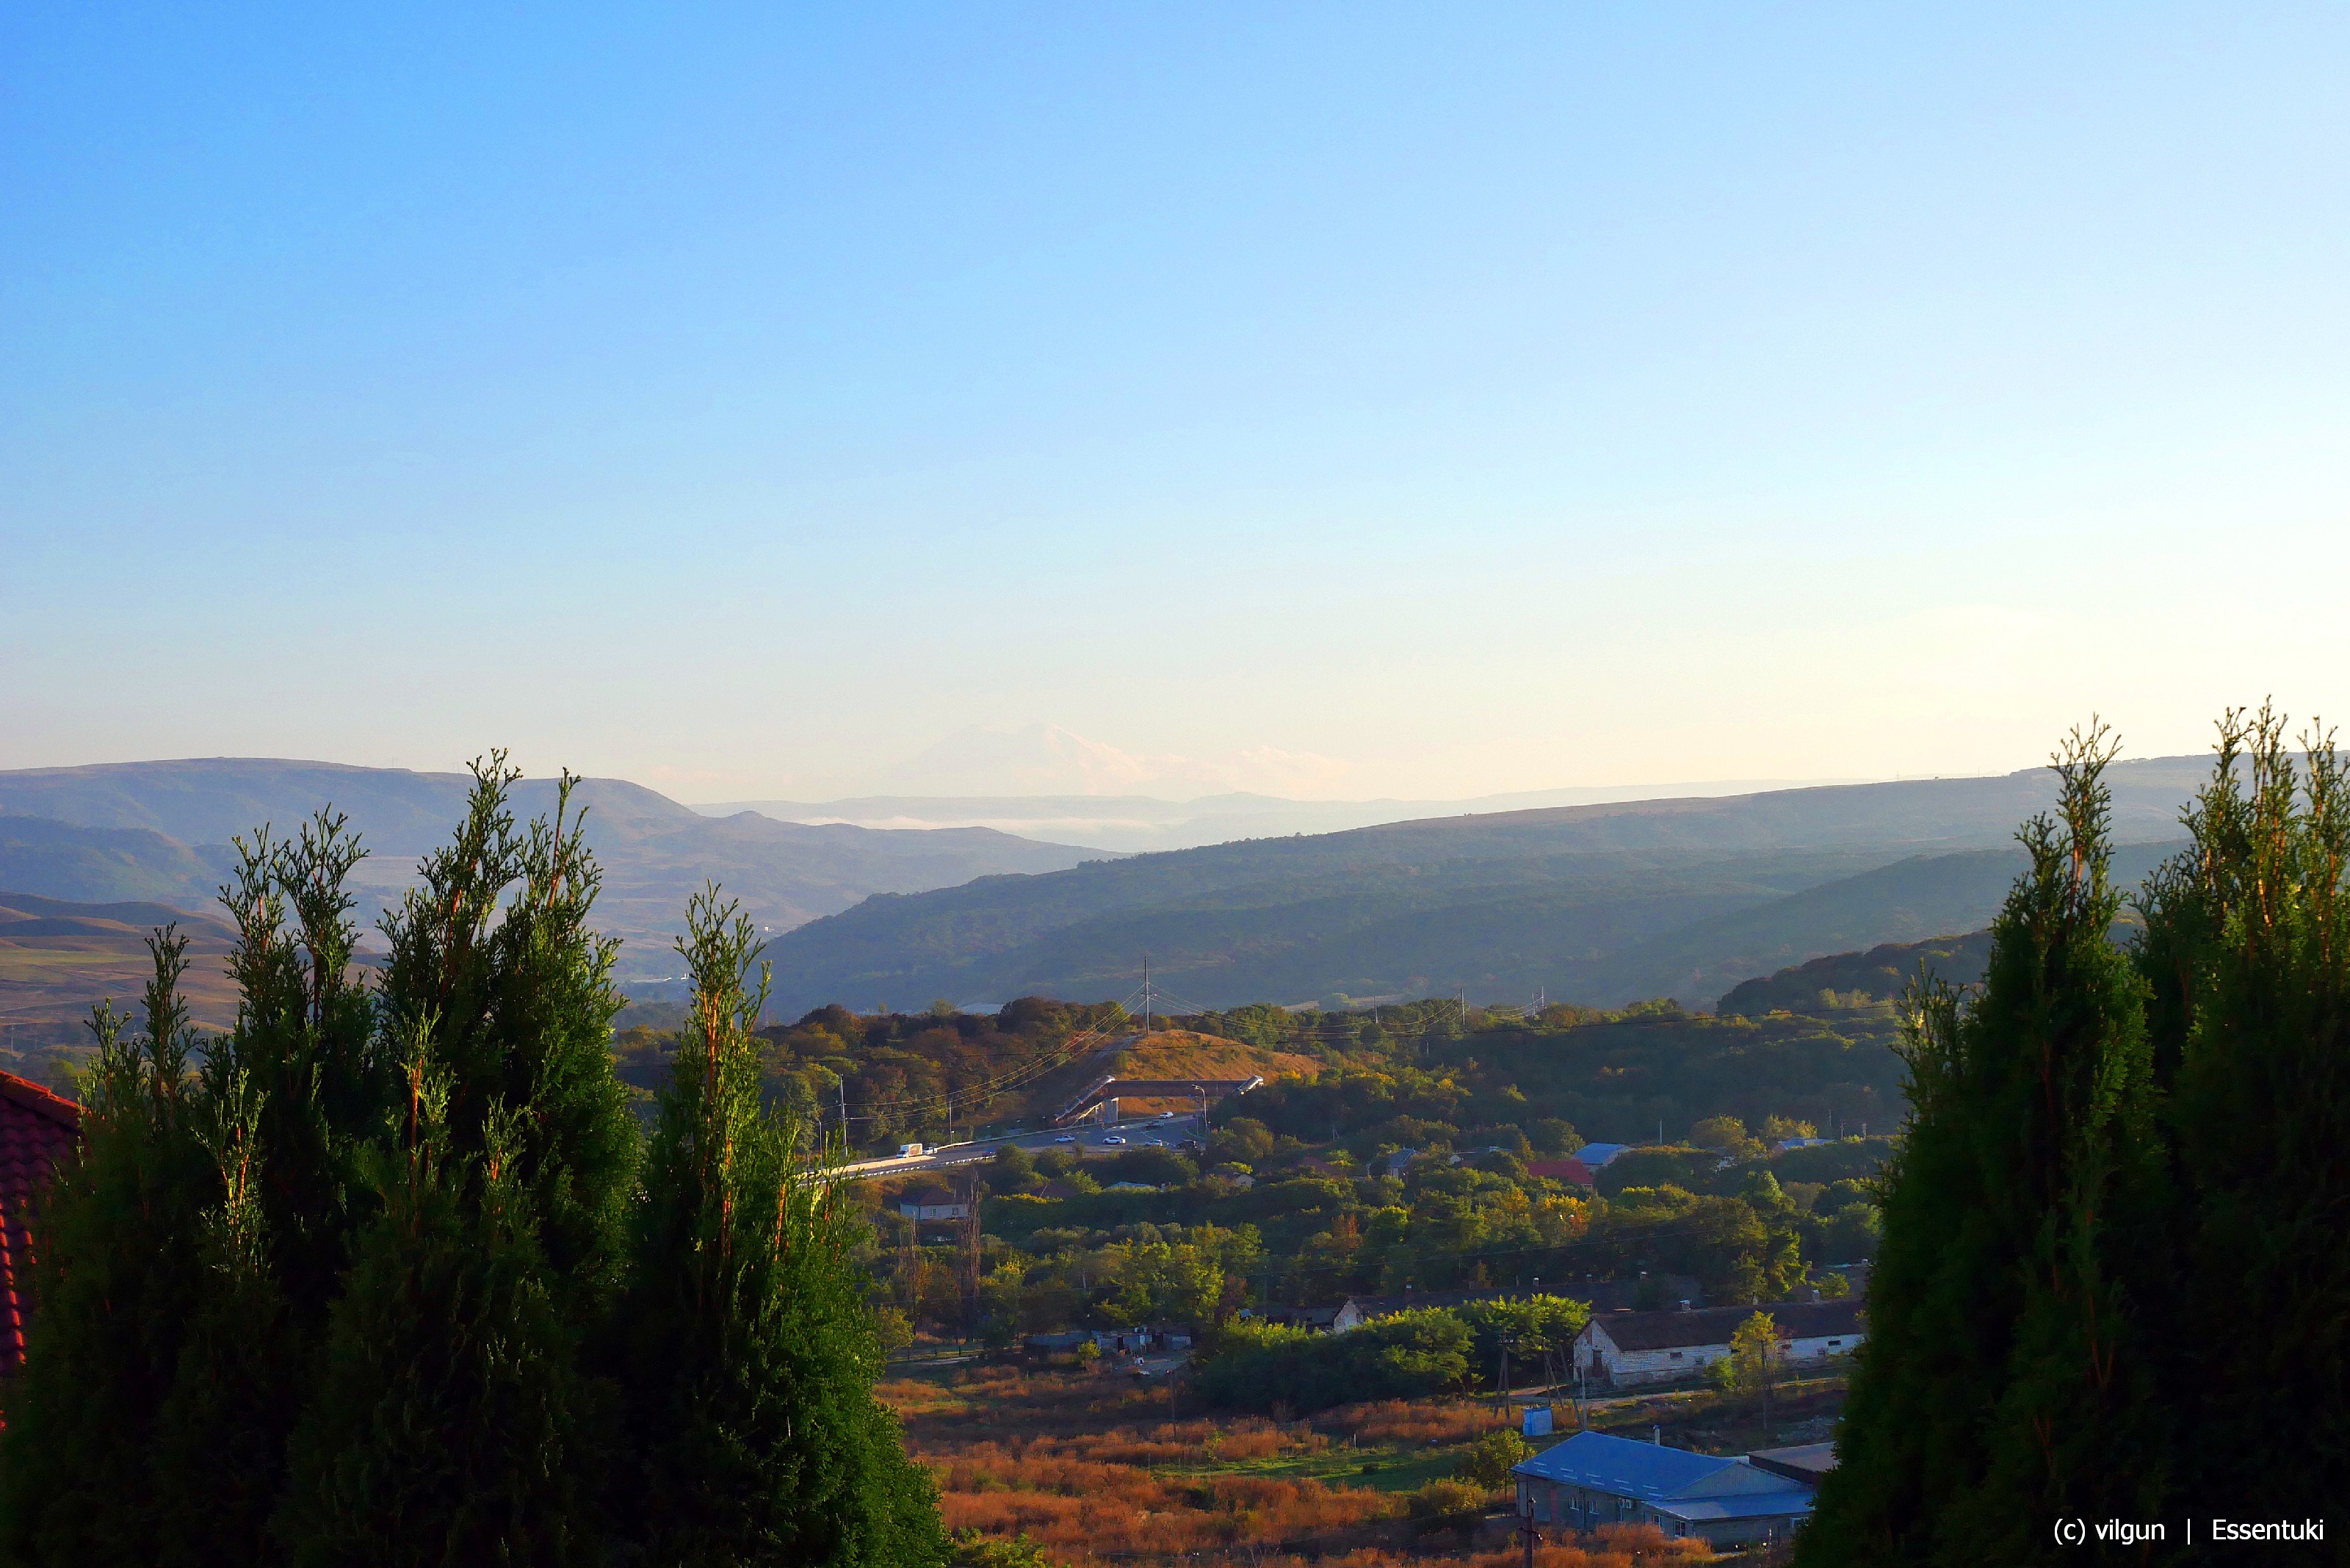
[[0, 893, 239, 1077], [882, 1365, 1717, 1568]]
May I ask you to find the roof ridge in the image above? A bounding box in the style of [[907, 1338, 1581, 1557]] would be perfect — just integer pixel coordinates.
[[0, 1071, 79, 1132]]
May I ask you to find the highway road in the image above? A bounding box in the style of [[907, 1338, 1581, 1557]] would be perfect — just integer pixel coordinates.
[[830, 1113, 1206, 1182]]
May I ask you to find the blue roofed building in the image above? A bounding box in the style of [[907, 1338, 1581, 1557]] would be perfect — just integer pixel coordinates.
[[1512, 1430, 1817, 1549]]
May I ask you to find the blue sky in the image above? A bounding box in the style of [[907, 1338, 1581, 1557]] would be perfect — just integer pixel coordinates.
[[5, 4, 2347, 800]]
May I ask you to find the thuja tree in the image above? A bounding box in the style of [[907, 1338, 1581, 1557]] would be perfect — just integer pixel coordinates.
[[273, 761, 632, 1561], [2139, 707, 2350, 1520], [0, 813, 388, 1568], [1, 760, 946, 1566], [1798, 728, 2171, 1565], [0, 933, 214, 1562], [617, 889, 944, 1568]]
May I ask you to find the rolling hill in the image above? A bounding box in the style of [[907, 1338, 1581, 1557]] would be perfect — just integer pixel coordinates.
[[1717, 930, 1997, 1016], [0, 892, 242, 1079], [0, 760, 1106, 977], [759, 757, 2210, 1014]]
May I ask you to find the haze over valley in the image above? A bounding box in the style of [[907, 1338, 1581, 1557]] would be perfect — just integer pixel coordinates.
[[3, 748, 2209, 1058]]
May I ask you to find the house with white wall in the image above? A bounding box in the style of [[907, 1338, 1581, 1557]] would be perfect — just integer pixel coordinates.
[[1576, 1300, 1864, 1387]]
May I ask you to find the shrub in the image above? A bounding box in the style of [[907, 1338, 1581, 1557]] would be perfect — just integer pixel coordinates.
[[1191, 1310, 1474, 1415], [1405, 1478, 1486, 1531], [1453, 1429, 1531, 1491]]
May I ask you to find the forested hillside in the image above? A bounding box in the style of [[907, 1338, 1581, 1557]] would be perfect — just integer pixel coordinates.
[[764, 828, 2191, 1016], [1718, 931, 1995, 1015], [845, 994, 1898, 1339]]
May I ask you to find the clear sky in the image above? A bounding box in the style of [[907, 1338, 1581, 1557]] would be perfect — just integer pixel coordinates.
[[5, 4, 2347, 801]]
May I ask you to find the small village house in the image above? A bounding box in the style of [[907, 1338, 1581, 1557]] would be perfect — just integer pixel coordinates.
[[1575, 1299, 1864, 1387]]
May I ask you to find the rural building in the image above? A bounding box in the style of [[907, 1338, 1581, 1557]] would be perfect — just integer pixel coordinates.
[[1574, 1275, 1703, 1313], [1524, 1157, 1594, 1188], [1569, 1142, 1630, 1168], [0, 1071, 81, 1378], [1746, 1442, 1838, 1487], [1254, 1304, 1342, 1330], [1513, 1431, 1815, 1548], [1576, 1300, 1865, 1387], [896, 1189, 972, 1221]]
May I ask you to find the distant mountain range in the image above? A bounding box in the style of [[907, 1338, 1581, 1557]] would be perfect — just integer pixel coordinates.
[[754, 757, 2213, 1015], [1, 751, 2223, 1011], [0, 759, 1102, 978], [698, 779, 1854, 854]]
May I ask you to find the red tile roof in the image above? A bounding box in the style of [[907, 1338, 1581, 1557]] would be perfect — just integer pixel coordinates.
[[0, 1072, 80, 1379], [1526, 1157, 1595, 1187]]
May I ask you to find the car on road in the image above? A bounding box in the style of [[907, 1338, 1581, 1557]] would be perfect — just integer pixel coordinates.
[[1053, 1135, 1077, 1144], [1098, 1135, 1127, 1146]]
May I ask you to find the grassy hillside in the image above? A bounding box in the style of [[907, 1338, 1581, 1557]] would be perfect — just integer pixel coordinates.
[[1109, 1028, 1320, 1085], [0, 812, 224, 906]]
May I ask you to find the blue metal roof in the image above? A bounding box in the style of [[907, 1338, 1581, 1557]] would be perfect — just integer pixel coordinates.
[[1646, 1491, 1816, 1524], [1513, 1431, 1738, 1500]]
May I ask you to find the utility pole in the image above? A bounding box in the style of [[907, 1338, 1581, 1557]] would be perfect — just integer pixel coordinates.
[[955, 1168, 983, 1337], [1143, 955, 1152, 1034]]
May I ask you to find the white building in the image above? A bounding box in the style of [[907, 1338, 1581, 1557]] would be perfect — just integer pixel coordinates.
[[1576, 1300, 1864, 1387]]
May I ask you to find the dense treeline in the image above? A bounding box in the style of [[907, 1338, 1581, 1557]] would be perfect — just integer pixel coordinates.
[[1184, 997, 1906, 1150], [701, 972, 1910, 1161], [1190, 1296, 1588, 1415], [874, 1113, 1879, 1342], [615, 995, 1127, 1152], [0, 762, 942, 1568], [1801, 713, 2349, 1563]]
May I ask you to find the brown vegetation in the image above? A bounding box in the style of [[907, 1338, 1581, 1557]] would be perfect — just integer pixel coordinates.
[[883, 1367, 1713, 1568]]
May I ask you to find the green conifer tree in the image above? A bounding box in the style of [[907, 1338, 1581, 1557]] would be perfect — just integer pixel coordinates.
[[372, 759, 637, 1326], [618, 889, 945, 1568], [2143, 708, 2350, 1520], [0, 931, 212, 1566], [1799, 726, 2169, 1564], [273, 1027, 598, 1564], [274, 759, 635, 1561]]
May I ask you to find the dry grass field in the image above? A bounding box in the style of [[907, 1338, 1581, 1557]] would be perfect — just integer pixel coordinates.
[[0, 894, 238, 1074], [1110, 1029, 1320, 1085], [881, 1364, 1717, 1568]]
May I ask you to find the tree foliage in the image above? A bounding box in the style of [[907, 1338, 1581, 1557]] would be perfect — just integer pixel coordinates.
[[1803, 710, 2350, 1562], [618, 889, 944, 1568], [0, 759, 943, 1568]]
